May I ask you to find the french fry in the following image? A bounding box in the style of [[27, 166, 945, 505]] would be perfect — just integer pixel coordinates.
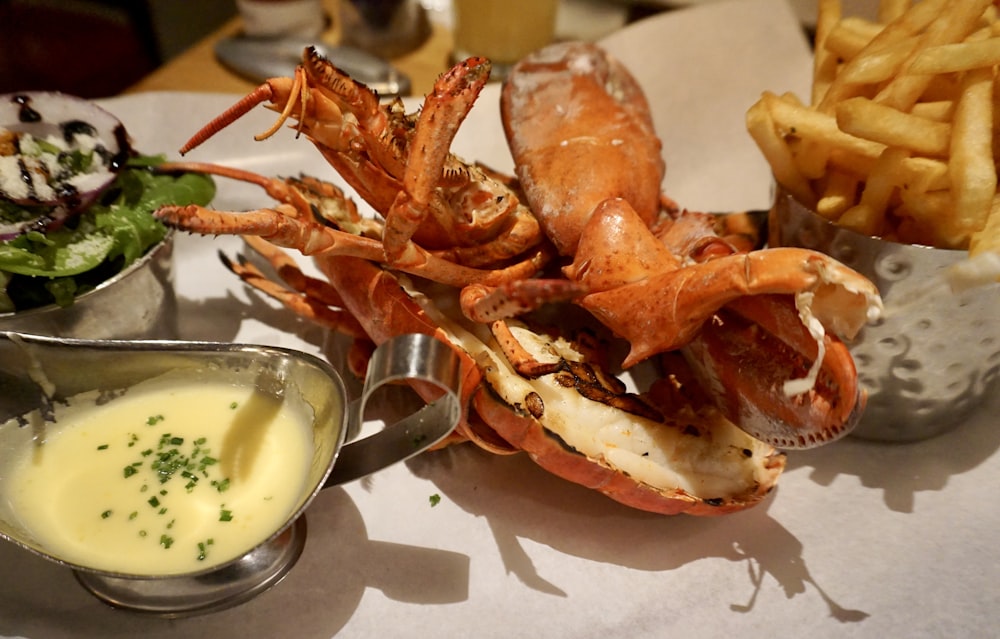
[[897, 190, 963, 245], [909, 100, 955, 122], [837, 147, 910, 235], [825, 147, 878, 177], [788, 137, 831, 179], [748, 0, 1000, 254], [745, 98, 817, 208], [948, 66, 996, 242], [835, 36, 919, 85], [766, 93, 886, 161], [877, 0, 911, 24], [816, 170, 860, 220], [823, 17, 883, 62], [908, 37, 1000, 73], [897, 156, 950, 192], [819, 0, 947, 111], [775, 92, 833, 179], [970, 195, 1000, 255], [923, 75, 964, 103], [875, 0, 993, 110], [812, 0, 842, 105], [835, 96, 951, 156]]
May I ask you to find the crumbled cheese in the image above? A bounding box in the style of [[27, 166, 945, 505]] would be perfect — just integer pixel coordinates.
[[0, 154, 29, 200], [0, 127, 113, 204]]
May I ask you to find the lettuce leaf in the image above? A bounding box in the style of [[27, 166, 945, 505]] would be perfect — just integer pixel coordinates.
[[0, 155, 215, 312]]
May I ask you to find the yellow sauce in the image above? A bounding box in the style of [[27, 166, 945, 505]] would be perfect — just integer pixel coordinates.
[[4, 374, 314, 575]]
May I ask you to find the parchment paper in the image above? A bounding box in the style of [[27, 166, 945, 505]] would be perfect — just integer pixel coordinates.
[[3, 1, 998, 637]]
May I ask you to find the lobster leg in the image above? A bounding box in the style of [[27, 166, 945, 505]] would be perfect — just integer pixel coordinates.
[[225, 236, 367, 334], [179, 73, 304, 154], [383, 57, 492, 264], [155, 162, 551, 289]]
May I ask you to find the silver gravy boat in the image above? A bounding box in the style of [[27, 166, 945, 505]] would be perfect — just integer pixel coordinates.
[[0, 331, 461, 616]]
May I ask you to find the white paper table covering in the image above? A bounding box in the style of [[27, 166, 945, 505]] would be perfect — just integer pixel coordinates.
[[3, 0, 999, 637]]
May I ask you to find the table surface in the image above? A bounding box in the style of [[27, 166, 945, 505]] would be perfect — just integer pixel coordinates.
[[127, 0, 456, 98]]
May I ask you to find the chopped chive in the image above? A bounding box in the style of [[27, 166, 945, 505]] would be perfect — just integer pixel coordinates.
[[196, 538, 215, 561], [429, 494, 442, 507], [128, 511, 138, 520], [97, 444, 109, 450], [123, 465, 138, 478], [229, 401, 238, 409], [100, 509, 112, 519], [160, 534, 174, 549], [219, 508, 233, 522], [146, 415, 164, 426], [148, 496, 160, 508]]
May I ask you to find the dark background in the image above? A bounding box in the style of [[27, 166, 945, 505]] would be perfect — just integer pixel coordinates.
[[0, 0, 238, 98]]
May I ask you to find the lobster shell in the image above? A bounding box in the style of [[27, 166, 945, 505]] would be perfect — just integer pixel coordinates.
[[501, 42, 665, 256], [317, 252, 785, 516]]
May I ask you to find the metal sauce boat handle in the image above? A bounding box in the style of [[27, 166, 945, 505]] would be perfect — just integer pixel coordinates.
[[325, 333, 462, 486]]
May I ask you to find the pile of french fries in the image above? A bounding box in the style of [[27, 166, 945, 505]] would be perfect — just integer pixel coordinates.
[[747, 0, 1000, 255]]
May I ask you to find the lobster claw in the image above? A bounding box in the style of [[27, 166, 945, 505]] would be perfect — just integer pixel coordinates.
[[683, 295, 865, 449], [567, 198, 880, 449]]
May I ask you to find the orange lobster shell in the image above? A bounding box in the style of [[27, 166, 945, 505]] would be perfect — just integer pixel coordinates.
[[315, 250, 786, 516]]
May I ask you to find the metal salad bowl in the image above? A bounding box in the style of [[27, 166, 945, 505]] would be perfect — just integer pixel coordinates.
[[770, 192, 1000, 442], [0, 331, 461, 616], [0, 229, 178, 340]]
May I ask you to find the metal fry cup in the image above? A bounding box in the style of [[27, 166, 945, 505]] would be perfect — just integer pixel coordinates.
[[770, 192, 1000, 442]]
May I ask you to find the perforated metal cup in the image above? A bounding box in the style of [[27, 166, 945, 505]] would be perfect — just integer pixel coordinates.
[[770, 192, 1000, 442]]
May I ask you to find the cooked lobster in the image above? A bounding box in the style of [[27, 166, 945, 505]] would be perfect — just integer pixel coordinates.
[[155, 43, 882, 515]]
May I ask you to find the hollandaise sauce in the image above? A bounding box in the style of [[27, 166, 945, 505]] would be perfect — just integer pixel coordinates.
[[5, 374, 314, 575]]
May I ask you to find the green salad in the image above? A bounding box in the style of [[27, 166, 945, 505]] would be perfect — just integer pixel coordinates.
[[0, 155, 215, 313]]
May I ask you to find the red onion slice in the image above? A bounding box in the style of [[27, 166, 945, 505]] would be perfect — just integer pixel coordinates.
[[1, 91, 131, 239]]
